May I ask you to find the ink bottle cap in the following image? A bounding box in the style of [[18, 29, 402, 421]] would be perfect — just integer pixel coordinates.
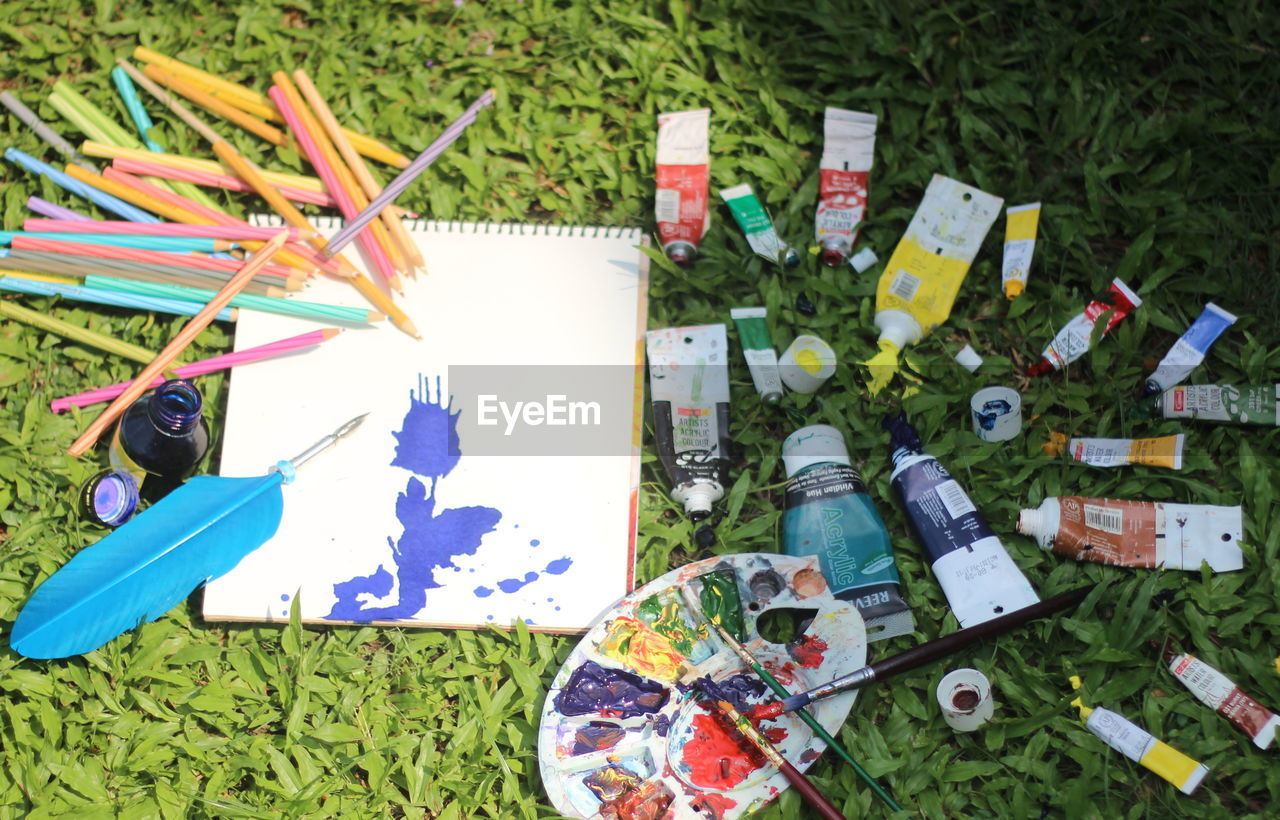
[[80, 468, 141, 527], [664, 241, 697, 269], [955, 344, 983, 373], [850, 246, 878, 273], [782, 424, 851, 477]]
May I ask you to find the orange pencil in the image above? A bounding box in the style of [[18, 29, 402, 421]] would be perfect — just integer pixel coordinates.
[[143, 64, 288, 148], [68, 231, 289, 456]]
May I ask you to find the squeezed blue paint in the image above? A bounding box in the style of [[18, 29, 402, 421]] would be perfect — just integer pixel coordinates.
[[325, 376, 502, 621]]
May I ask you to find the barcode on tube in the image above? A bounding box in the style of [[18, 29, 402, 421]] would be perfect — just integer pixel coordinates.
[[655, 189, 681, 224], [936, 480, 976, 519], [1084, 504, 1123, 534], [889, 270, 921, 301]]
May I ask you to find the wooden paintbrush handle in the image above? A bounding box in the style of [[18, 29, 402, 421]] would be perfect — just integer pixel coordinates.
[[778, 759, 848, 820]]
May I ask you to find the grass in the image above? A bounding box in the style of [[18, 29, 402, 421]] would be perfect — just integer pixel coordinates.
[[1, 0, 1278, 817]]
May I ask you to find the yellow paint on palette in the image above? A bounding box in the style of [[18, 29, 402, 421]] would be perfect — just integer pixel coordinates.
[[598, 616, 686, 683]]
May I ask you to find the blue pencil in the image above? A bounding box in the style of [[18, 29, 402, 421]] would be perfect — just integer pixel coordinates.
[[0, 273, 236, 321], [4, 148, 162, 224], [0, 231, 227, 254]]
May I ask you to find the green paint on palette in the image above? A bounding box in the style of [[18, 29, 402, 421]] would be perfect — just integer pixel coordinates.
[[698, 571, 745, 642], [636, 593, 700, 657]]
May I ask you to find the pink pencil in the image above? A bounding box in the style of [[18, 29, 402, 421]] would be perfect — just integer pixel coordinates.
[[51, 327, 342, 412], [23, 218, 316, 242], [12, 235, 297, 281], [268, 83, 399, 288], [113, 157, 338, 208]]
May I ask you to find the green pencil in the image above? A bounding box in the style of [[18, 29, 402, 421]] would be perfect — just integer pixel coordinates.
[[87, 276, 384, 325], [678, 582, 904, 814], [0, 299, 168, 365]]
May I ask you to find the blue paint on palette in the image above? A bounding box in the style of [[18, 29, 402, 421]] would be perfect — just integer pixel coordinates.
[[325, 376, 503, 621]]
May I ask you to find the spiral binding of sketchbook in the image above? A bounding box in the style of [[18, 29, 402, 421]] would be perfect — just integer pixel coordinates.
[[205, 217, 649, 633]]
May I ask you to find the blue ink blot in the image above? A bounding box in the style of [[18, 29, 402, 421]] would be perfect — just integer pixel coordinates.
[[545, 557, 572, 575], [280, 594, 290, 601], [525, 618, 535, 625], [530, 539, 540, 547], [474, 586, 494, 598], [497, 571, 539, 594], [487, 614, 494, 620], [326, 375, 502, 621]]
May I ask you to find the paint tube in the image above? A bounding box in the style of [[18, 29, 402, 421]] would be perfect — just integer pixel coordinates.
[[646, 325, 732, 521], [1025, 278, 1141, 377], [1141, 384, 1280, 426], [1017, 496, 1243, 572], [1001, 202, 1040, 299], [814, 108, 876, 267], [781, 424, 914, 642], [720, 183, 798, 268], [1166, 652, 1279, 750], [1142, 303, 1237, 396], [1069, 676, 1209, 795], [884, 413, 1039, 628], [1044, 432, 1185, 470], [655, 108, 710, 268], [729, 307, 783, 403], [865, 175, 1003, 394]]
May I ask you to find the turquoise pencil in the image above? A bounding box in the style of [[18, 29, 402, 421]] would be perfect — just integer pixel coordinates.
[[86, 276, 383, 325], [0, 273, 236, 321], [0, 231, 230, 254]]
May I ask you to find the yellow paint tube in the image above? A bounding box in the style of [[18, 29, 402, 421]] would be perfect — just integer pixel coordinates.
[[865, 175, 1002, 393], [1002, 202, 1040, 299], [1068, 676, 1209, 795], [1044, 432, 1185, 470]]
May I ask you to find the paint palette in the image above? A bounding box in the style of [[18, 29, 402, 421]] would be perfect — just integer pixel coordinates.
[[538, 553, 867, 819]]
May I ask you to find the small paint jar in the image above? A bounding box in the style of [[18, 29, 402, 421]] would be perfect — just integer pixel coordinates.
[[970, 386, 1021, 442], [937, 668, 994, 732], [779, 335, 837, 394], [80, 468, 141, 527]]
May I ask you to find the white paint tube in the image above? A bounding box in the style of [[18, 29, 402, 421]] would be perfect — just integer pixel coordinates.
[[1142, 303, 1237, 396], [1167, 653, 1279, 750], [814, 107, 876, 267]]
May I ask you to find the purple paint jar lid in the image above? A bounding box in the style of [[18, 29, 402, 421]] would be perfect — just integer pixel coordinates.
[[80, 469, 141, 527]]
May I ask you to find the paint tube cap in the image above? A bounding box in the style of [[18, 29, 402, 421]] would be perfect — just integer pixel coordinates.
[[955, 344, 983, 373], [850, 246, 878, 273], [782, 424, 850, 477], [79, 468, 141, 528], [677, 481, 721, 519], [664, 241, 697, 269], [819, 237, 850, 267], [778, 335, 837, 394], [874, 310, 923, 350], [970, 386, 1022, 442], [937, 668, 995, 732]]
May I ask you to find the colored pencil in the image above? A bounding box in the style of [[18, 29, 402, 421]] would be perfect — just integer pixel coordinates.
[[110, 66, 164, 152], [87, 276, 383, 326], [678, 584, 903, 812], [0, 271, 237, 322], [23, 219, 316, 242], [11, 235, 295, 282], [293, 70, 425, 276], [325, 89, 497, 255], [51, 328, 342, 413], [111, 156, 337, 207], [26, 197, 93, 222], [1, 250, 287, 297], [270, 78, 401, 289], [0, 92, 96, 171], [132, 46, 411, 168], [1, 231, 231, 254], [5, 147, 162, 224], [0, 299, 165, 365], [68, 230, 290, 456], [144, 64, 288, 148], [81, 140, 327, 193]]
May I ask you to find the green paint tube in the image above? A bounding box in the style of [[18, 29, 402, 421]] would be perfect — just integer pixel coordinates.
[[729, 307, 783, 403], [1142, 385, 1279, 426], [720, 183, 799, 268]]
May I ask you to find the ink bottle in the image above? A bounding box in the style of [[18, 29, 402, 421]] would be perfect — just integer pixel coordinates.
[[79, 469, 141, 528], [109, 379, 210, 495]]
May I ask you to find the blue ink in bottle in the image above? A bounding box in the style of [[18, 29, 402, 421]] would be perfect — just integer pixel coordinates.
[[106, 379, 209, 503]]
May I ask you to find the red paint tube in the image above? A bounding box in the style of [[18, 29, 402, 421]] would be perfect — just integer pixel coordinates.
[[655, 109, 710, 268], [1025, 277, 1141, 376], [815, 108, 876, 267]]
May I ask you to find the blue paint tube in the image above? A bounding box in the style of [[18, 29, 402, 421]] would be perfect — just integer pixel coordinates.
[[781, 424, 914, 642], [1142, 303, 1237, 397], [884, 413, 1040, 627]]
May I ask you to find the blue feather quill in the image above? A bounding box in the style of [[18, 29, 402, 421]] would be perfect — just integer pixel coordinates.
[[11, 414, 366, 659]]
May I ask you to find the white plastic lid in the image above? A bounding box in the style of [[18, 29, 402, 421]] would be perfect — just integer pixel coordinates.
[[874, 309, 923, 349], [782, 424, 850, 477], [678, 482, 720, 517], [778, 335, 837, 394], [937, 668, 995, 732], [955, 344, 983, 373], [850, 246, 878, 273]]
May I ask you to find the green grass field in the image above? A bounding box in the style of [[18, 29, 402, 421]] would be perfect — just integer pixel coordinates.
[[1, 0, 1278, 817]]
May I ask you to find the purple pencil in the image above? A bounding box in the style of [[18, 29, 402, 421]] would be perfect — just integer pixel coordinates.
[[27, 196, 93, 222], [323, 89, 496, 255]]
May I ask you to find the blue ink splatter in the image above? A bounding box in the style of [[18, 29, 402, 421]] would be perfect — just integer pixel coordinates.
[[474, 586, 493, 598], [485, 558, 575, 597], [280, 594, 290, 601], [497, 571, 539, 593], [545, 557, 572, 575], [325, 376, 502, 621], [530, 539, 540, 547]]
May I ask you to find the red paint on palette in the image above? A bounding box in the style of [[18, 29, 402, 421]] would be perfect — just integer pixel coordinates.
[[689, 792, 738, 820], [761, 658, 796, 686], [682, 708, 788, 789], [787, 633, 829, 668]]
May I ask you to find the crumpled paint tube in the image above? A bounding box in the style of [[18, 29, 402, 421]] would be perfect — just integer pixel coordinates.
[[720, 183, 798, 268], [1025, 278, 1141, 377], [814, 107, 876, 267], [1141, 384, 1279, 426], [1142, 303, 1236, 397], [1001, 202, 1040, 299], [654, 108, 710, 268], [1069, 676, 1209, 795], [1166, 652, 1279, 750]]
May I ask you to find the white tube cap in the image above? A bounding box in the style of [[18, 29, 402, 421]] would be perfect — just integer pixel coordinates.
[[850, 246, 878, 273], [955, 344, 983, 373], [937, 668, 995, 732], [782, 424, 851, 477], [778, 335, 837, 394]]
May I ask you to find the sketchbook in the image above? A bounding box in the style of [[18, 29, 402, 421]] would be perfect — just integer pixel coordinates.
[[204, 218, 648, 633]]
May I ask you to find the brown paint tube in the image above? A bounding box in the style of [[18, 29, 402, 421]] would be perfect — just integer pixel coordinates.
[[1167, 653, 1279, 750]]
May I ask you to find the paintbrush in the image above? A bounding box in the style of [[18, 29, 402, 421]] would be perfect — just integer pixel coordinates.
[[761, 585, 1094, 716], [688, 674, 849, 820], [678, 581, 904, 813]]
